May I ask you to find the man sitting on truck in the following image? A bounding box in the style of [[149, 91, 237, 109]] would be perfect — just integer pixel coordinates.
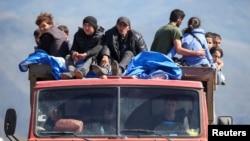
[[151, 97, 189, 131]]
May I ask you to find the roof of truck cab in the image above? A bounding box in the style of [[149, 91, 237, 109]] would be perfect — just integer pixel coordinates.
[[34, 76, 203, 89]]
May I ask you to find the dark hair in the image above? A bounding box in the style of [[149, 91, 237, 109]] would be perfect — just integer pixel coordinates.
[[183, 17, 201, 33], [213, 32, 222, 40], [165, 96, 179, 102], [205, 32, 215, 38], [210, 47, 224, 58], [169, 9, 185, 22], [58, 25, 69, 34], [33, 29, 40, 37]]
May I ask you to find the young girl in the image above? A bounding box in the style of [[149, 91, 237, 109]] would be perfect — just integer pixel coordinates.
[[205, 32, 215, 49], [181, 17, 214, 67], [210, 47, 226, 85]]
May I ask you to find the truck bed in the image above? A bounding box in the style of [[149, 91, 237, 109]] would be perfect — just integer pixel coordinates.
[[181, 66, 217, 124]]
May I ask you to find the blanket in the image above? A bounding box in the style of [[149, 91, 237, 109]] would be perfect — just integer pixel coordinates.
[[124, 51, 182, 80], [19, 50, 67, 80]]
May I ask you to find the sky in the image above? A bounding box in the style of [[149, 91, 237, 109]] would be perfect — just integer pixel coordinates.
[[0, 0, 250, 139]]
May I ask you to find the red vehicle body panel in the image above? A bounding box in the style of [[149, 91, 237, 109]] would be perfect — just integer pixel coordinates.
[[28, 78, 208, 141]]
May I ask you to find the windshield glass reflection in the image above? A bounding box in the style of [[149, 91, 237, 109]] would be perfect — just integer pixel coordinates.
[[36, 86, 200, 137]]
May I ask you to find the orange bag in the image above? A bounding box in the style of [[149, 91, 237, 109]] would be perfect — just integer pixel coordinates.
[[54, 119, 83, 133]]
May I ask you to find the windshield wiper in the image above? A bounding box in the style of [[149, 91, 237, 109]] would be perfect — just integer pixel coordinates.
[[40, 131, 76, 135], [120, 129, 172, 141], [40, 131, 90, 141]]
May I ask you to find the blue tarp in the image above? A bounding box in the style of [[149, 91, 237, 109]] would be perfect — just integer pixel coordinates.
[[19, 50, 67, 80], [124, 51, 182, 79], [19, 49, 98, 79]]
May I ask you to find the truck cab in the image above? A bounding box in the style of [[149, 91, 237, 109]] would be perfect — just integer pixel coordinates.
[[4, 64, 232, 141]]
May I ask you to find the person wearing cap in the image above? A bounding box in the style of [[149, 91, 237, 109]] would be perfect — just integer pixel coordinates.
[[35, 12, 70, 58], [150, 9, 205, 58], [60, 16, 105, 79], [91, 16, 148, 77]]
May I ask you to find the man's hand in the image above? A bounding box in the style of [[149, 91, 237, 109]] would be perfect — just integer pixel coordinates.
[[72, 51, 79, 61], [76, 52, 87, 60], [196, 49, 205, 56], [72, 52, 87, 61]]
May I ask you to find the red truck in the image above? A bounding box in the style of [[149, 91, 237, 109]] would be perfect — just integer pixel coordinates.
[[4, 64, 232, 141]]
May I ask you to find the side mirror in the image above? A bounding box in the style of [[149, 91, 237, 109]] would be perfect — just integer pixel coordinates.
[[217, 116, 233, 125], [4, 108, 17, 136]]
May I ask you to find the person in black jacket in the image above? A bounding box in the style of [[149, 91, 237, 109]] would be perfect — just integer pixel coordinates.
[[92, 16, 148, 77], [33, 28, 40, 51], [61, 16, 105, 79], [35, 12, 70, 58]]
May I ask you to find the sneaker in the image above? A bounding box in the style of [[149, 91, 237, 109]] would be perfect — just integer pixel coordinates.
[[68, 65, 76, 72], [74, 70, 84, 79], [111, 60, 121, 76], [92, 64, 109, 75], [60, 72, 73, 79]]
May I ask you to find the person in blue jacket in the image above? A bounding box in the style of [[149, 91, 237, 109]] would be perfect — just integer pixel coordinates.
[[181, 17, 214, 67]]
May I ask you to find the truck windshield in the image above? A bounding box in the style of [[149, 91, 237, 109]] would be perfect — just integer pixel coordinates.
[[35, 86, 200, 137]]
